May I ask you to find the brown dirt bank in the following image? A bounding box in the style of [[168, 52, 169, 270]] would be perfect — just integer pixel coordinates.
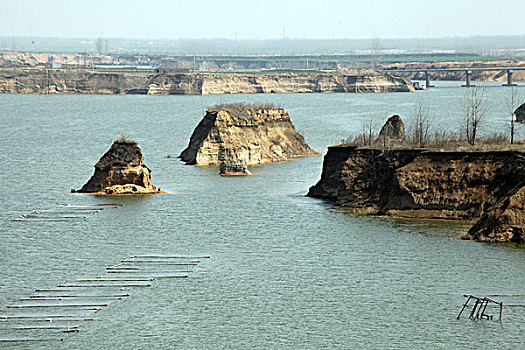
[[307, 146, 525, 243], [0, 68, 414, 95]]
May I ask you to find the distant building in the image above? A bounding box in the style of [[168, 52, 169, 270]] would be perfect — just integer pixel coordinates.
[[154, 67, 193, 74]]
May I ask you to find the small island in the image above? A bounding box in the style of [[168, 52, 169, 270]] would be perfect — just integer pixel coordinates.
[[179, 103, 320, 175], [74, 138, 163, 195]]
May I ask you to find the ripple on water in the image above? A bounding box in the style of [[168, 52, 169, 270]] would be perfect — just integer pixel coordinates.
[[1, 84, 524, 349]]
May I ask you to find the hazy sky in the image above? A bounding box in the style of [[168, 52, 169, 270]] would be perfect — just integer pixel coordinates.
[[1, 0, 524, 39]]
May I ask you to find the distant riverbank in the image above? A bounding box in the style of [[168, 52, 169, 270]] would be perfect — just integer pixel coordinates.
[[382, 60, 525, 82], [0, 68, 414, 95]]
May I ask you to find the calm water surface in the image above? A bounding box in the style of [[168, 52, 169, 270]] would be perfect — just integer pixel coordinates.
[[0, 82, 524, 349]]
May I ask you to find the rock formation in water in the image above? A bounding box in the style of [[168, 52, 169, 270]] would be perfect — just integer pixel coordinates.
[[468, 186, 525, 243], [219, 161, 252, 176], [515, 103, 525, 122], [466, 154, 525, 242], [307, 146, 525, 243], [179, 104, 319, 172], [76, 139, 162, 195], [375, 115, 406, 143], [218, 148, 252, 176], [0, 69, 414, 95]]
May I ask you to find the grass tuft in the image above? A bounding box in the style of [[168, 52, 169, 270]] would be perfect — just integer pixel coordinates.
[[207, 102, 281, 120]]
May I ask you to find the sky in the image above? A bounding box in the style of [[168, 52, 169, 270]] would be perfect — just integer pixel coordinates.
[[1, 0, 524, 40]]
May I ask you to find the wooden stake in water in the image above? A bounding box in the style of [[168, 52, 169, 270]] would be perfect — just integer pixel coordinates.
[[187, 246, 190, 273], [457, 295, 472, 319], [458, 294, 502, 321]]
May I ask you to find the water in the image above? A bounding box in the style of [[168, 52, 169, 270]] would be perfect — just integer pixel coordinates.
[[0, 82, 524, 349]]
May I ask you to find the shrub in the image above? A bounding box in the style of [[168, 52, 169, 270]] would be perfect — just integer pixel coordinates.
[[207, 102, 281, 120]]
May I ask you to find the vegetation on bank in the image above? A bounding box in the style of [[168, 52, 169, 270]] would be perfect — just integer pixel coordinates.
[[340, 85, 524, 152], [229, 69, 330, 75], [340, 135, 525, 152], [115, 134, 137, 144], [61, 67, 155, 72], [172, 53, 505, 64], [207, 102, 281, 120]]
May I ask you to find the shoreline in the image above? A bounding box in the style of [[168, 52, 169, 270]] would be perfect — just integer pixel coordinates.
[[308, 146, 525, 243], [0, 68, 415, 95], [72, 190, 167, 196]]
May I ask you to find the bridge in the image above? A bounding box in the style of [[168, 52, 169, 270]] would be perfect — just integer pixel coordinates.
[[381, 67, 525, 87]]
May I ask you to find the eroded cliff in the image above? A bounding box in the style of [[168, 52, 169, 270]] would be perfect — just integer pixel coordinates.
[[76, 139, 162, 195], [307, 146, 525, 243], [179, 105, 319, 171], [0, 69, 414, 95], [198, 71, 414, 94]]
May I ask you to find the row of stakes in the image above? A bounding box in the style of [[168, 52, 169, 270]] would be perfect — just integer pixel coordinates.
[[13, 204, 124, 222], [0, 254, 210, 344]]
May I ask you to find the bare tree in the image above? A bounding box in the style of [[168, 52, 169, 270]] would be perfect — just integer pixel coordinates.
[[370, 38, 382, 69], [463, 86, 487, 145], [361, 115, 377, 146], [410, 98, 431, 147], [95, 37, 104, 55], [159, 61, 173, 71], [508, 86, 519, 144]]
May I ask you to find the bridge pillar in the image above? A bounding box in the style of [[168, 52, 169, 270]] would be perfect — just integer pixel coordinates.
[[462, 70, 474, 87], [424, 71, 435, 88], [503, 69, 517, 86]]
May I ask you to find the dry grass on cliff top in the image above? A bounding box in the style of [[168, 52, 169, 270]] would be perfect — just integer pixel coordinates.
[[207, 102, 282, 120], [339, 134, 525, 152], [115, 134, 138, 144]]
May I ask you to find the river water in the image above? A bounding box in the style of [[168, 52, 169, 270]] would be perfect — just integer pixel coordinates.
[[0, 82, 524, 349]]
